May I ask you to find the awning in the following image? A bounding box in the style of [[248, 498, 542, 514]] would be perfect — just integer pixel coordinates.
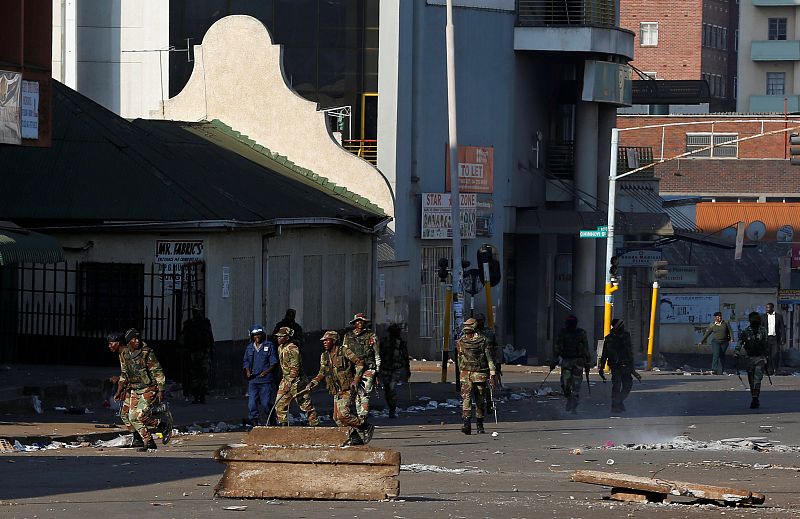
[[516, 210, 674, 236], [0, 222, 66, 265]]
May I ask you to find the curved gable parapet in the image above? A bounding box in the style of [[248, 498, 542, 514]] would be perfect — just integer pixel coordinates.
[[153, 15, 394, 217]]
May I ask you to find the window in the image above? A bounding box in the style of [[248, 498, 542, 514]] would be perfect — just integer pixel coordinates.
[[78, 262, 144, 332], [640, 22, 658, 46], [767, 72, 786, 95], [641, 71, 657, 80], [769, 18, 787, 40], [686, 133, 738, 158]]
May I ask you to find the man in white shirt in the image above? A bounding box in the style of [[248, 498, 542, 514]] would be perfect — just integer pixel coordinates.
[[761, 303, 785, 375]]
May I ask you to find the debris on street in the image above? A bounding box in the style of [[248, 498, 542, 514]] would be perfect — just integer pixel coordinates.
[[401, 463, 487, 475], [571, 469, 766, 506], [595, 435, 800, 453]]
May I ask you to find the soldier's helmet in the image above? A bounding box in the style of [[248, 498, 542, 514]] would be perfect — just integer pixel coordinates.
[[321, 330, 340, 342], [274, 326, 294, 338], [250, 324, 265, 337], [106, 332, 123, 343], [349, 312, 371, 324], [463, 318, 477, 332], [124, 328, 140, 343]]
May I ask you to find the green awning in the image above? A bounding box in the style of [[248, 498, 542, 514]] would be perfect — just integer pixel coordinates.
[[0, 223, 65, 265]]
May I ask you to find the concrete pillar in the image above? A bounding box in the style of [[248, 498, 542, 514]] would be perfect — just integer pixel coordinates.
[[572, 101, 598, 330], [594, 104, 615, 343]]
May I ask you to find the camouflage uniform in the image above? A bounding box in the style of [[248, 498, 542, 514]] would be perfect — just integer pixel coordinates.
[[275, 327, 319, 426], [735, 324, 769, 407], [554, 326, 591, 412], [378, 325, 410, 418], [119, 340, 170, 445], [343, 315, 381, 419], [307, 331, 373, 444], [457, 320, 496, 434], [179, 311, 214, 403]]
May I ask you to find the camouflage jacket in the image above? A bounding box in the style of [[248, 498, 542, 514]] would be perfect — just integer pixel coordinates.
[[311, 346, 365, 395], [555, 328, 590, 363], [599, 330, 633, 371], [278, 340, 306, 383], [457, 333, 496, 374], [378, 335, 410, 378], [119, 342, 166, 391], [735, 325, 768, 357], [343, 329, 381, 371]]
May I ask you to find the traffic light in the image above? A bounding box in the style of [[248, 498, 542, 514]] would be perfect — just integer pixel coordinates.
[[437, 258, 449, 282], [476, 244, 501, 287], [652, 260, 669, 280], [791, 133, 800, 166], [609, 256, 620, 282]]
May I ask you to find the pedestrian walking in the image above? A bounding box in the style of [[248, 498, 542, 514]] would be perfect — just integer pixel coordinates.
[[242, 324, 279, 426], [119, 328, 173, 451], [274, 326, 319, 426], [305, 331, 375, 445], [378, 323, 410, 419], [598, 319, 641, 413], [551, 315, 591, 413], [457, 318, 497, 435], [342, 313, 381, 420], [735, 312, 769, 409], [698, 311, 733, 375], [178, 305, 214, 403], [762, 303, 785, 375]]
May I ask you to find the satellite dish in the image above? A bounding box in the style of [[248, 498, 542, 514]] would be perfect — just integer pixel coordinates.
[[746, 220, 766, 241], [777, 224, 794, 243], [721, 227, 737, 242]]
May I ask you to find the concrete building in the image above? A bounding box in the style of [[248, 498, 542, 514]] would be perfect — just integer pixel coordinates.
[[377, 1, 669, 361], [738, 0, 800, 113], [619, 0, 738, 113]]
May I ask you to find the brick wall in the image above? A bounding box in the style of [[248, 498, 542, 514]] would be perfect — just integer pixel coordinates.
[[656, 159, 800, 194], [618, 115, 800, 159]]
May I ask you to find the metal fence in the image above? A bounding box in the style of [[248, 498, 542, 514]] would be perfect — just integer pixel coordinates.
[[517, 0, 617, 28]]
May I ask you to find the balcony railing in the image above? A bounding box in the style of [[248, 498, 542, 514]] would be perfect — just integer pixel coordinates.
[[342, 139, 377, 165], [618, 146, 654, 176], [517, 0, 617, 28], [547, 141, 575, 178]]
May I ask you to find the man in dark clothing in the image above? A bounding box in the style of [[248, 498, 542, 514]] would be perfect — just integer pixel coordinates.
[[179, 305, 214, 403], [273, 308, 304, 343], [242, 324, 279, 426], [698, 311, 733, 375], [735, 312, 769, 409], [762, 303, 785, 375], [599, 319, 641, 413], [378, 323, 411, 419], [551, 315, 591, 413]]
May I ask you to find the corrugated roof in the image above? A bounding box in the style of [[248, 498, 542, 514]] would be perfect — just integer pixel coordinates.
[[0, 222, 65, 265], [662, 240, 782, 288], [0, 81, 386, 227], [621, 184, 696, 232], [696, 202, 800, 240]]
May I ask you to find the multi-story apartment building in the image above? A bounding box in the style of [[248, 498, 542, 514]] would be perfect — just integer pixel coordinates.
[[620, 0, 738, 112], [738, 0, 800, 113]]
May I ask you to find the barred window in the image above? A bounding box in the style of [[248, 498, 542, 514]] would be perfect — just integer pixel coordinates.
[[769, 18, 787, 41], [686, 133, 737, 158], [767, 72, 786, 95]]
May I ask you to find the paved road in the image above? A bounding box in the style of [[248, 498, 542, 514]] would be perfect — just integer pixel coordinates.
[[2, 370, 800, 518]]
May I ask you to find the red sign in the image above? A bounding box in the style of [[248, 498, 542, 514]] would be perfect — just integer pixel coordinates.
[[445, 145, 494, 193]]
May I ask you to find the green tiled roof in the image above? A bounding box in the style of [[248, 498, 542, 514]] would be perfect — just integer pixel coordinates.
[[206, 120, 386, 216]]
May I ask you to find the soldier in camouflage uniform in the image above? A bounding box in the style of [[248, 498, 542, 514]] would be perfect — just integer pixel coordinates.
[[457, 318, 497, 435], [378, 323, 410, 419], [275, 326, 319, 426], [599, 319, 641, 413], [305, 331, 375, 445], [734, 312, 769, 409], [119, 328, 173, 451], [342, 313, 381, 420], [178, 305, 214, 404], [551, 315, 591, 413], [108, 332, 144, 449], [476, 313, 500, 412]]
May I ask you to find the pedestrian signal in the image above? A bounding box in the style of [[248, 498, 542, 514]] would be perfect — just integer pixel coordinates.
[[609, 256, 620, 281], [437, 258, 449, 282]]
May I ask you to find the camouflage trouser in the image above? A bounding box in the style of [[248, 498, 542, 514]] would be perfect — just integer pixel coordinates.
[[460, 370, 489, 419], [560, 357, 584, 400], [746, 355, 767, 398], [355, 369, 377, 419], [119, 391, 133, 430], [276, 378, 319, 426], [332, 390, 364, 430], [128, 387, 160, 443], [381, 371, 400, 411]]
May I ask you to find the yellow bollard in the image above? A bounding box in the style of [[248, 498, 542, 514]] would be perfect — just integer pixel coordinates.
[[646, 281, 659, 371]]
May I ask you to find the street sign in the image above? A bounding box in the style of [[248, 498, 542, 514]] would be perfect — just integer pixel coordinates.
[[615, 249, 661, 267], [579, 229, 607, 238], [659, 265, 698, 286]]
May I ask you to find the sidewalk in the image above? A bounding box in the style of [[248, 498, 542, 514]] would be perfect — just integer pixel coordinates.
[[0, 361, 545, 444]]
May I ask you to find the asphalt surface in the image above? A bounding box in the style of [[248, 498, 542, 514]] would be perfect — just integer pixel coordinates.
[[2, 368, 800, 518]]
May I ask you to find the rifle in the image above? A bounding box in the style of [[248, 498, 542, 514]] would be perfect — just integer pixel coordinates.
[[538, 367, 554, 391], [584, 366, 591, 395], [734, 355, 748, 391], [489, 383, 498, 424]]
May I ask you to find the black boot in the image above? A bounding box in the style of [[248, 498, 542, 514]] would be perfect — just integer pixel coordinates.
[[476, 418, 485, 434], [359, 421, 375, 444], [461, 417, 471, 435], [137, 438, 157, 452], [388, 407, 397, 419], [750, 397, 760, 409], [129, 431, 144, 449], [158, 414, 173, 445], [345, 430, 364, 446]]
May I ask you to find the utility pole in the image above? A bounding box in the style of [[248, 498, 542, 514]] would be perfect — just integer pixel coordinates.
[[445, 0, 462, 311]]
